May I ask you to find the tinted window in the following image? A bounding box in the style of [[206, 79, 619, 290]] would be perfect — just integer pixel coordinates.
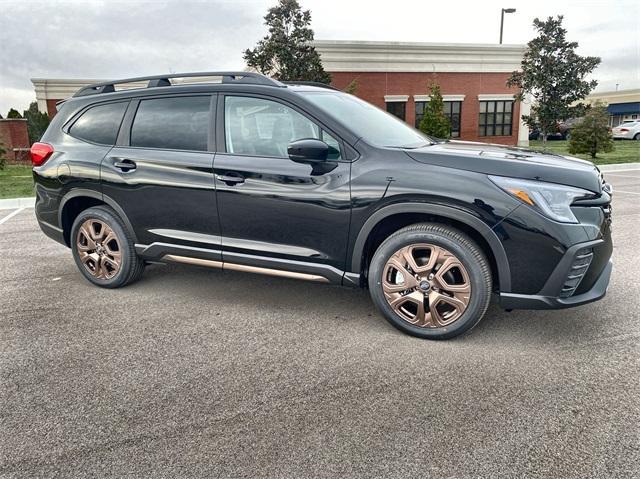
[[70, 102, 128, 145], [130, 96, 210, 151], [225, 96, 324, 158]]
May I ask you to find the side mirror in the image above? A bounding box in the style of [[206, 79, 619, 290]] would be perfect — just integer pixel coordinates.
[[288, 139, 329, 163]]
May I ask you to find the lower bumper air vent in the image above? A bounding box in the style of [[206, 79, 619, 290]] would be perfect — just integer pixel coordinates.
[[560, 247, 594, 298]]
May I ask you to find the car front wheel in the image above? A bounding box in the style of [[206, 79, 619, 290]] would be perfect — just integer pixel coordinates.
[[368, 223, 492, 339]]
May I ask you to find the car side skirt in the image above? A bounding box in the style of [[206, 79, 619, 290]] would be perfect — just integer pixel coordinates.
[[135, 242, 357, 286]]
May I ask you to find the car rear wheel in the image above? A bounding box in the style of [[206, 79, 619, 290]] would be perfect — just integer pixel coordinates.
[[634, 133, 640, 140], [70, 206, 144, 288], [368, 223, 492, 339]]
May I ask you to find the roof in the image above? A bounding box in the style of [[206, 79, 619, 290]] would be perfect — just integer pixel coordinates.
[[586, 88, 640, 106], [312, 39, 526, 73]]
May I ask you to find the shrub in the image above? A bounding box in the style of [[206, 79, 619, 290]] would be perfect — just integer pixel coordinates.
[[419, 82, 451, 139], [568, 103, 614, 159]]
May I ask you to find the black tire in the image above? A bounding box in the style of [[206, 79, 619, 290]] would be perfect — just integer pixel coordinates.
[[368, 223, 492, 340], [70, 205, 144, 288], [634, 133, 640, 141]]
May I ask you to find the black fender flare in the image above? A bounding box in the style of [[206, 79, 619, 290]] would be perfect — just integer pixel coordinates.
[[350, 203, 511, 292], [58, 189, 138, 244]]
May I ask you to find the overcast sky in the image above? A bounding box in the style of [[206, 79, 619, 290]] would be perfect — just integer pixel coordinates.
[[1, 0, 638, 115]]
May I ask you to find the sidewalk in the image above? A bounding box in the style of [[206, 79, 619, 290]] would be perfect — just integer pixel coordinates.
[[0, 196, 35, 210], [598, 162, 640, 172]]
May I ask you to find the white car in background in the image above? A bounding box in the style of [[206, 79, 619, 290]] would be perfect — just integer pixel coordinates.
[[612, 120, 640, 140]]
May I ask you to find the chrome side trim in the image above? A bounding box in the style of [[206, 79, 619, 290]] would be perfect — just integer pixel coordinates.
[[164, 254, 223, 269], [224, 262, 329, 282], [149, 229, 221, 245], [162, 254, 328, 283]]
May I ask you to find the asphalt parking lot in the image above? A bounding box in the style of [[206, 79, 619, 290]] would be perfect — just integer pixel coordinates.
[[1, 170, 639, 478]]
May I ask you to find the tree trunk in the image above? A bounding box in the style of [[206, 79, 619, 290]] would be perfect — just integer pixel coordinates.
[[541, 127, 547, 150]]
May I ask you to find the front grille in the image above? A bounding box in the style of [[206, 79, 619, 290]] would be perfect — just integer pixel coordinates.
[[560, 247, 594, 298]]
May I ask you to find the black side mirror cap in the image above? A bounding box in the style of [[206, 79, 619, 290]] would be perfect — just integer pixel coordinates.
[[288, 139, 329, 162]]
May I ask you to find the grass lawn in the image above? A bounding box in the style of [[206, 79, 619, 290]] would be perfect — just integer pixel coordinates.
[[528, 139, 640, 165], [0, 165, 35, 199]]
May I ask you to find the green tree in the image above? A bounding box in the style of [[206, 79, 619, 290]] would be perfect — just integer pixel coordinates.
[[343, 78, 358, 94], [568, 103, 613, 159], [6, 108, 22, 118], [0, 142, 7, 170], [244, 0, 331, 84], [419, 82, 451, 139], [507, 16, 600, 148], [23, 102, 50, 144]]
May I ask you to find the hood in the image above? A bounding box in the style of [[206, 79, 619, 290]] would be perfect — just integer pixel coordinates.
[[406, 140, 602, 193]]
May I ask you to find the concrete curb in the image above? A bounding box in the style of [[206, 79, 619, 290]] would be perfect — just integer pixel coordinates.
[[0, 197, 35, 210], [598, 162, 640, 172]]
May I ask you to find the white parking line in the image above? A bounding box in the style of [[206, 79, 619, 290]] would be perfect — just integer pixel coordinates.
[[615, 190, 640, 196], [0, 208, 25, 225]]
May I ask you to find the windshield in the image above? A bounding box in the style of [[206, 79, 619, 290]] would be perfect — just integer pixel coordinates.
[[302, 91, 433, 148]]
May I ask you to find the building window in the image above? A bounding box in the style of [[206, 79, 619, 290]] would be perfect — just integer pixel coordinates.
[[386, 102, 406, 121], [479, 100, 513, 136], [415, 101, 462, 137]]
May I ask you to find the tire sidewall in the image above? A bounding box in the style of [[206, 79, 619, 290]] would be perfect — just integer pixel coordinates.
[[368, 227, 490, 339], [70, 207, 134, 288]]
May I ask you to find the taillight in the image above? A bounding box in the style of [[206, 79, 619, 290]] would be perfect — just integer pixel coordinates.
[[30, 142, 54, 166], [620, 128, 629, 133]]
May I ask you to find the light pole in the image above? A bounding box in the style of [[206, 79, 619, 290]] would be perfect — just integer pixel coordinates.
[[500, 8, 516, 44]]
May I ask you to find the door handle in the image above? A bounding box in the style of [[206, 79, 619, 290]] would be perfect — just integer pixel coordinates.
[[215, 173, 245, 185], [113, 158, 137, 172]]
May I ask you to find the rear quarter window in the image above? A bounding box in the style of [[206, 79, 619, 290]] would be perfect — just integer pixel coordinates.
[[69, 102, 128, 145]]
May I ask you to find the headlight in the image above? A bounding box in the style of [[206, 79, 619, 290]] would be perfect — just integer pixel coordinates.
[[489, 175, 594, 223]]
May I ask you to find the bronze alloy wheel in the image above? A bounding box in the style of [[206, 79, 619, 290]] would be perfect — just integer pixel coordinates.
[[76, 219, 122, 280], [382, 243, 472, 328]]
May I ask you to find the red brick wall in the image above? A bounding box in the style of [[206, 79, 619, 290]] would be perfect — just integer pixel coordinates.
[[330, 72, 520, 145], [0, 119, 30, 163], [46, 99, 59, 118]]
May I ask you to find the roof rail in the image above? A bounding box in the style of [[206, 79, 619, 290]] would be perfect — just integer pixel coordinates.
[[281, 81, 339, 91], [72, 72, 284, 97]]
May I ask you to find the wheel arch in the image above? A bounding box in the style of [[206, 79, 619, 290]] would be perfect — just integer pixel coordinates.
[[59, 189, 137, 246], [351, 203, 511, 292]]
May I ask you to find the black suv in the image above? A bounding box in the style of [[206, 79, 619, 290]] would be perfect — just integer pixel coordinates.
[[32, 72, 613, 339]]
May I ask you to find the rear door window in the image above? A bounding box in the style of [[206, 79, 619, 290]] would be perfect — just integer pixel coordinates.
[[69, 102, 128, 145], [130, 96, 211, 151]]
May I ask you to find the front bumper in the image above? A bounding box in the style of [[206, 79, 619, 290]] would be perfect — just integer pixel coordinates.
[[499, 227, 613, 310], [499, 259, 612, 310]]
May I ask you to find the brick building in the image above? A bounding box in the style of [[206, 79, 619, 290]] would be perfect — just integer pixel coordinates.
[[0, 119, 30, 163], [315, 40, 529, 146], [31, 40, 529, 146]]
